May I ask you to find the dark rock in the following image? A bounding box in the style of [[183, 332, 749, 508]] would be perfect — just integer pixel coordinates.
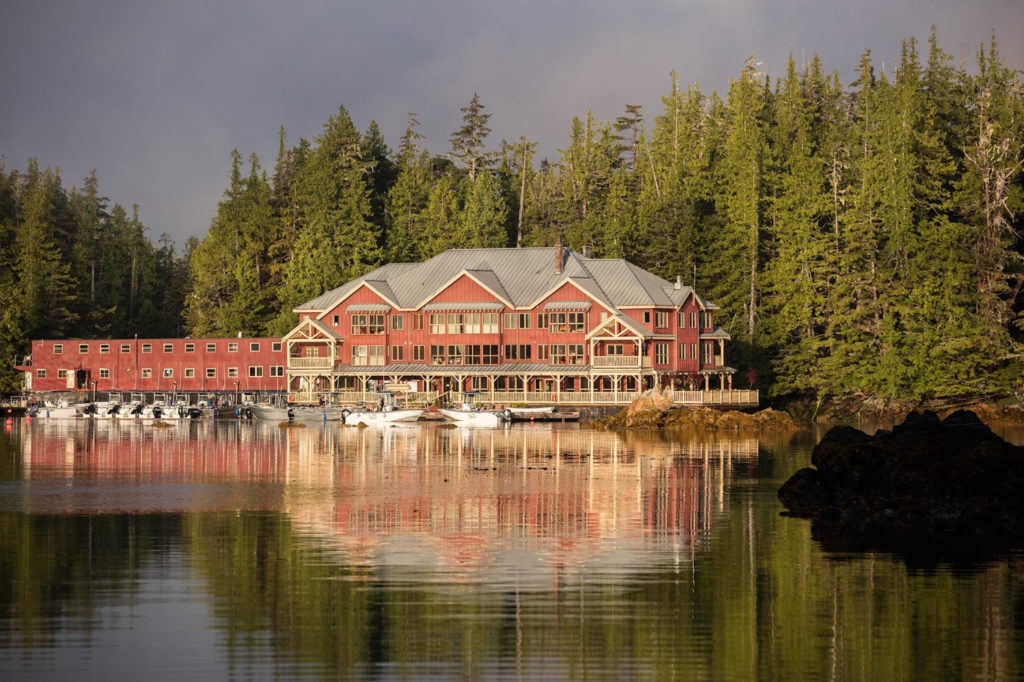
[[779, 410, 1024, 551]]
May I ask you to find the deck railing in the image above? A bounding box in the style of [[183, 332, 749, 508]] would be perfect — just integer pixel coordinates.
[[288, 357, 334, 369], [450, 389, 759, 407]]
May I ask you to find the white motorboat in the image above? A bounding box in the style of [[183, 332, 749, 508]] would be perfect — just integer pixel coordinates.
[[439, 398, 512, 427], [341, 406, 423, 426], [250, 404, 345, 422], [28, 399, 84, 418], [508, 406, 555, 416]]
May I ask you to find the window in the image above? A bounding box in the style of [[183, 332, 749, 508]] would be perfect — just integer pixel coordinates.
[[691, 343, 698, 361], [184, 343, 195, 353], [272, 342, 282, 352], [37, 369, 46, 378], [568, 312, 585, 332], [430, 345, 446, 365], [413, 314, 424, 331], [447, 345, 464, 365], [141, 343, 152, 353], [678, 312, 687, 329], [250, 342, 260, 352], [352, 345, 385, 366], [679, 344, 686, 360], [163, 343, 173, 353], [269, 366, 284, 377], [206, 368, 217, 378], [429, 314, 445, 334], [537, 313, 548, 329], [54, 344, 63, 355], [120, 344, 131, 353], [185, 368, 195, 378], [446, 313, 464, 334], [228, 342, 238, 353], [228, 367, 238, 378], [391, 345, 404, 361], [690, 312, 698, 328], [656, 343, 669, 365], [249, 366, 263, 377], [99, 344, 110, 354], [207, 343, 217, 353], [702, 343, 713, 364], [549, 344, 566, 364], [504, 313, 517, 329], [465, 313, 481, 334], [504, 344, 531, 360], [369, 314, 385, 334], [163, 368, 173, 377], [79, 344, 89, 354], [391, 314, 403, 331], [413, 345, 425, 361], [332, 314, 339, 326], [350, 313, 386, 334], [141, 368, 152, 379], [482, 344, 499, 364], [644, 311, 651, 324], [537, 345, 550, 361], [700, 312, 713, 329], [482, 313, 499, 333], [606, 343, 624, 355], [656, 311, 669, 328], [568, 344, 585, 365], [471, 376, 489, 391], [57, 369, 67, 379], [464, 344, 480, 364]]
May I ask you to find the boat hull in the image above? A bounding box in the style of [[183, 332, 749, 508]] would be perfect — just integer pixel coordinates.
[[342, 408, 423, 426], [251, 405, 345, 422], [439, 408, 511, 427]]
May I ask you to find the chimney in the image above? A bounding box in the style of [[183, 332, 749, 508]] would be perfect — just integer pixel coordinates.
[[555, 235, 564, 274], [582, 245, 592, 258], [674, 275, 681, 290]]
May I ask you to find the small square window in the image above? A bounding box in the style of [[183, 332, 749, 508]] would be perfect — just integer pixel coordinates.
[[184, 368, 195, 378], [120, 344, 131, 353], [79, 344, 89, 354], [37, 369, 46, 378], [206, 343, 217, 353], [249, 342, 260, 352], [248, 366, 263, 377], [99, 344, 110, 354], [184, 343, 195, 353], [57, 369, 67, 379], [206, 368, 216, 378], [228, 367, 238, 378], [163, 368, 173, 377], [163, 343, 173, 353], [53, 344, 63, 355], [142, 343, 152, 353], [228, 342, 238, 353], [99, 368, 111, 379], [272, 342, 282, 352], [141, 368, 152, 378]]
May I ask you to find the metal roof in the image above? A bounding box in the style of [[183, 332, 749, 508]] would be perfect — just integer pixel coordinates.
[[296, 247, 721, 318], [421, 302, 505, 311], [543, 301, 592, 310], [347, 303, 390, 312]]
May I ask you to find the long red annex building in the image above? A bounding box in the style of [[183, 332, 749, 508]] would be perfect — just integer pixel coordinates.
[[17, 245, 752, 406]]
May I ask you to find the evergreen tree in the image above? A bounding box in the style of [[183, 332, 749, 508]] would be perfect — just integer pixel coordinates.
[[450, 93, 496, 181]]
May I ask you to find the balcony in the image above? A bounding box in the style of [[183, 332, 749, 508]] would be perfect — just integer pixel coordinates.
[[288, 357, 334, 370], [592, 356, 640, 368]]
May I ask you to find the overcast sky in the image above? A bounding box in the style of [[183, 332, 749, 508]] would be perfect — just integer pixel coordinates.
[[2, 0, 1022, 249]]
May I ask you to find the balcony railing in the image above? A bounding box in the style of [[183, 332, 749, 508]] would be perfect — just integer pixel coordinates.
[[288, 357, 333, 369], [592, 356, 639, 368]]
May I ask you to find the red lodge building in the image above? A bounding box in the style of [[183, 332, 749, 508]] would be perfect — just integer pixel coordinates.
[[18, 245, 756, 406]]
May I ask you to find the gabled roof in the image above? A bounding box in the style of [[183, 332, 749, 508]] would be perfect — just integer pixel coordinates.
[[295, 247, 721, 317]]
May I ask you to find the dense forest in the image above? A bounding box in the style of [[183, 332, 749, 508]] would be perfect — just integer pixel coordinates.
[[2, 31, 1022, 402]]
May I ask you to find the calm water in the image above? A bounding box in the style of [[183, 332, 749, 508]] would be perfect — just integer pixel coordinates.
[[0, 418, 1022, 681]]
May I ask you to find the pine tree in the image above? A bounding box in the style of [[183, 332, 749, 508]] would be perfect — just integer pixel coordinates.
[[450, 93, 496, 181]]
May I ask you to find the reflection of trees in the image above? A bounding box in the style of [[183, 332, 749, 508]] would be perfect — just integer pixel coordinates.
[[2, 421, 1023, 678]]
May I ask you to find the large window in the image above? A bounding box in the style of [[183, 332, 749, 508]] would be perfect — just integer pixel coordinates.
[[429, 314, 445, 334], [351, 314, 385, 335], [568, 344, 585, 365], [465, 313, 481, 334], [430, 345, 446, 365], [391, 345, 404, 361], [568, 312, 585, 332], [413, 314, 424, 331], [391, 314, 403, 331], [413, 345, 425, 361], [249, 366, 263, 377], [446, 313, 464, 334], [701, 342, 713, 364], [503, 313, 517, 329], [605, 343, 624, 355], [537, 313, 548, 329], [482, 313, 498, 333], [537, 345, 550, 361], [549, 312, 567, 332], [504, 344, 531, 360], [269, 366, 283, 377], [656, 311, 670, 328], [656, 343, 669, 365], [352, 345, 385, 366]]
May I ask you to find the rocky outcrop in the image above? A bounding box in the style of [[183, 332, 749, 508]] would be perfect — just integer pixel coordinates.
[[593, 405, 799, 431], [779, 410, 1024, 544]]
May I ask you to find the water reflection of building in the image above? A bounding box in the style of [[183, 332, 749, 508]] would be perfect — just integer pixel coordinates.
[[14, 421, 759, 576]]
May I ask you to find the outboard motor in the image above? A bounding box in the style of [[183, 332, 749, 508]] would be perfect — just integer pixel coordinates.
[[152, 405, 163, 419], [341, 408, 351, 425], [287, 407, 295, 424], [130, 403, 144, 416], [178, 405, 187, 419], [107, 404, 120, 416], [83, 403, 97, 416], [503, 408, 513, 422]]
